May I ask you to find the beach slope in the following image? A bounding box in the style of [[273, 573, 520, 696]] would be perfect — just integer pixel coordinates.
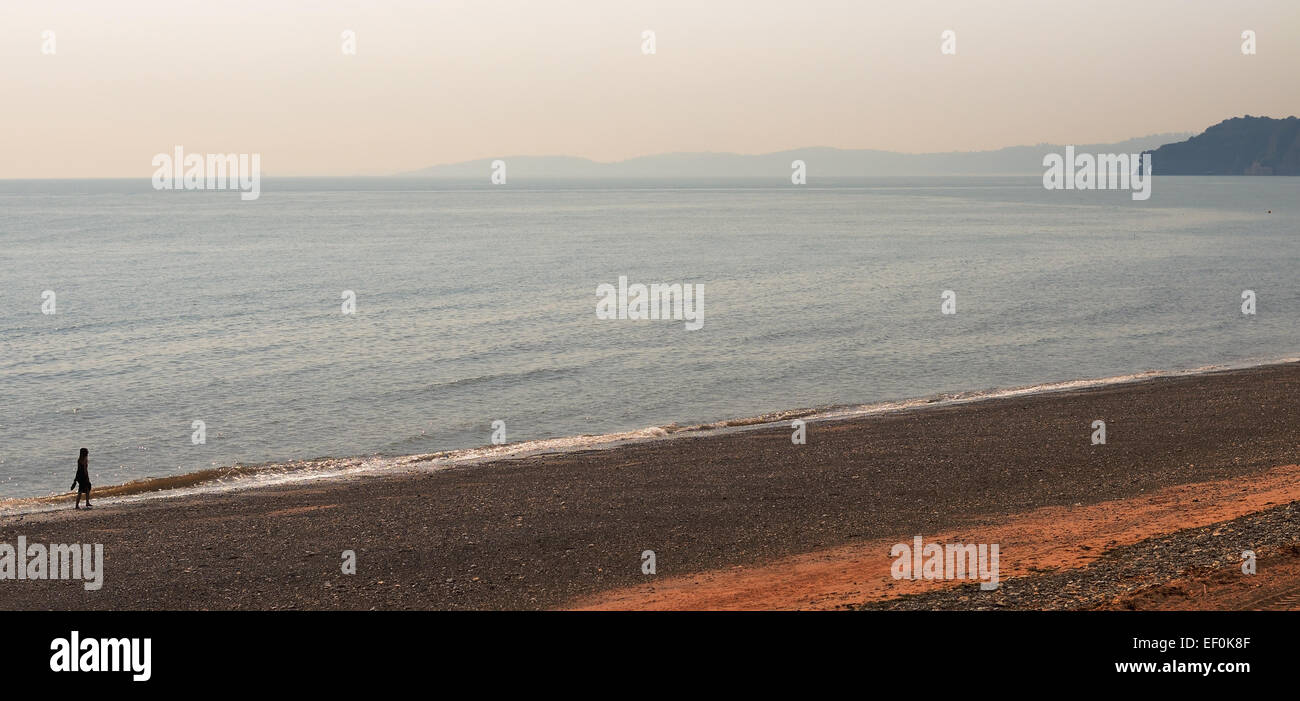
[[3, 363, 1299, 610]]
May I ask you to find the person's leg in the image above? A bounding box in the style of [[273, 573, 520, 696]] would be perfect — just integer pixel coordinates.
[[75, 491, 81, 509], [84, 487, 92, 507]]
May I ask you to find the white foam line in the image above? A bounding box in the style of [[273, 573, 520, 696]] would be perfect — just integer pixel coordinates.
[[3, 356, 1297, 518]]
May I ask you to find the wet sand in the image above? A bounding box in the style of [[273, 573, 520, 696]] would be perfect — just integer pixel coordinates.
[[3, 362, 1299, 610]]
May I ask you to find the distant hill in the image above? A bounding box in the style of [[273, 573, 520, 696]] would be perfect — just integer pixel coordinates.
[[1147, 116, 1300, 175], [401, 133, 1189, 179]]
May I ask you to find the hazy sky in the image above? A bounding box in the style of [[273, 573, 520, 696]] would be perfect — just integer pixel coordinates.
[[3, 0, 1297, 177]]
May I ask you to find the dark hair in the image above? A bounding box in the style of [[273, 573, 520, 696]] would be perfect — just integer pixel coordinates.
[[79, 448, 88, 457]]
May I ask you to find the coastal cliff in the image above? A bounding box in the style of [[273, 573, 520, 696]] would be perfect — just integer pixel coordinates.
[[1147, 116, 1300, 175]]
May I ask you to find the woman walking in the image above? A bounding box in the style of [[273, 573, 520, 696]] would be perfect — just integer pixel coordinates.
[[72, 447, 93, 509]]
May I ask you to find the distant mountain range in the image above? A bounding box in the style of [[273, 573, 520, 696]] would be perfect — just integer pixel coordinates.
[[400, 134, 1189, 179], [403, 116, 1300, 178], [1146, 116, 1300, 175]]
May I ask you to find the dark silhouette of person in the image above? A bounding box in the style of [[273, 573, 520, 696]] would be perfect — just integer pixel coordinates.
[[72, 448, 92, 509]]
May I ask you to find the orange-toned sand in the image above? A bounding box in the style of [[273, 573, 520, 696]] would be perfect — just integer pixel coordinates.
[[569, 464, 1300, 610], [1101, 545, 1300, 610]]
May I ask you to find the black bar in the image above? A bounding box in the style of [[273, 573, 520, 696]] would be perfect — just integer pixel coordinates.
[[6, 611, 1287, 688]]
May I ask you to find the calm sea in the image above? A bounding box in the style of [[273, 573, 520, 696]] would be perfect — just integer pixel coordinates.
[[2, 176, 1296, 499]]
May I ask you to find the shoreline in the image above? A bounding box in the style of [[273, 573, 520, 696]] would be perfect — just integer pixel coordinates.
[[5, 356, 1298, 516], [3, 359, 1300, 610]]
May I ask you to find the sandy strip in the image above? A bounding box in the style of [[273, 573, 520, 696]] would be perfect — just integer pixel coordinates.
[[570, 464, 1300, 610]]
